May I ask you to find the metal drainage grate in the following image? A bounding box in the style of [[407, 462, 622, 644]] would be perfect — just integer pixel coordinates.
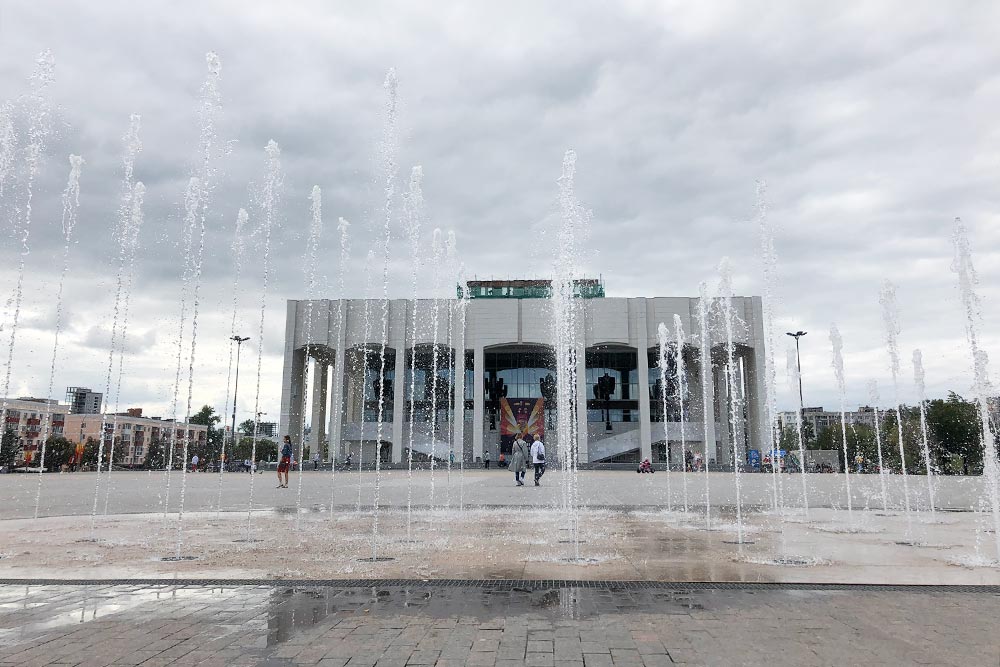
[[357, 557, 395, 562], [0, 578, 997, 594], [158, 556, 198, 562]]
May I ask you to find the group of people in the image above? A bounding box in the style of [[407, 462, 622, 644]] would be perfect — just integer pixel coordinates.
[[508, 434, 546, 486]]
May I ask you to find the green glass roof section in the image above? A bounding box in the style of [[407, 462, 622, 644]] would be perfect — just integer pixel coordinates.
[[457, 279, 605, 299]]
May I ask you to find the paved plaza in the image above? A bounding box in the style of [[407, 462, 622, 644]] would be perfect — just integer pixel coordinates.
[[2, 470, 998, 664], [0, 582, 998, 666], [0, 469, 986, 520]]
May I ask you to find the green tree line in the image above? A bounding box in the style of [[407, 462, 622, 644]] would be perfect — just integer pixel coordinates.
[[779, 392, 990, 475]]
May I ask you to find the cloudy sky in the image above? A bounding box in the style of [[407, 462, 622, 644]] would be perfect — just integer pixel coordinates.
[[0, 1, 998, 428]]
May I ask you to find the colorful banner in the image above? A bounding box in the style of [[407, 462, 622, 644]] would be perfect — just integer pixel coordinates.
[[498, 397, 544, 454]]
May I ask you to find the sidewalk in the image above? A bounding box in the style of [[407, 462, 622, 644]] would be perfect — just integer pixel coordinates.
[[0, 582, 996, 666]]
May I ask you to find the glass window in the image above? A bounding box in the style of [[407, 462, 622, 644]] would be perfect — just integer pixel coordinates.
[[648, 348, 689, 422], [586, 347, 639, 422], [404, 345, 454, 423]]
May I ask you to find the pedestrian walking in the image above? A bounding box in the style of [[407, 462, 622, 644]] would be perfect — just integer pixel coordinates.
[[531, 435, 546, 486], [277, 435, 293, 488], [312, 450, 320, 470], [190, 453, 199, 473], [484, 450, 491, 469], [449, 450, 455, 466], [511, 436, 529, 486]]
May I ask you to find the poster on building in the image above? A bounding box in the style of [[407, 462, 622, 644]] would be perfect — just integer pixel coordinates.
[[498, 397, 544, 454]]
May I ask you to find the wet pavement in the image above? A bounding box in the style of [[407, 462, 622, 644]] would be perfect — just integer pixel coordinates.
[[0, 582, 997, 666], [0, 470, 986, 520]]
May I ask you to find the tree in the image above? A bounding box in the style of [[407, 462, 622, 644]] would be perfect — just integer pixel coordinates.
[[144, 437, 164, 470], [927, 392, 982, 475], [189, 405, 222, 461], [81, 437, 100, 468], [42, 435, 73, 471], [231, 436, 278, 463], [0, 428, 18, 468]]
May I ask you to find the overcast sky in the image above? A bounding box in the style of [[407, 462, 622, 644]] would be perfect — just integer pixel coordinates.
[[0, 1, 998, 429]]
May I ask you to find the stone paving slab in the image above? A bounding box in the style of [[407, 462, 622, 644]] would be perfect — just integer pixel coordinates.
[[0, 583, 998, 665]]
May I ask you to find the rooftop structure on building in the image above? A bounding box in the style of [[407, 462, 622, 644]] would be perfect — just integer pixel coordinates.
[[280, 279, 768, 467], [459, 278, 605, 300], [65, 387, 102, 414]]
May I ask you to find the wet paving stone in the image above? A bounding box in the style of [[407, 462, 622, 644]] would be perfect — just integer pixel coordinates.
[[0, 582, 997, 665]]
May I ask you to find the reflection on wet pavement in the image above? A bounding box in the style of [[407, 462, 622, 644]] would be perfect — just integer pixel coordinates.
[[0, 583, 998, 665]]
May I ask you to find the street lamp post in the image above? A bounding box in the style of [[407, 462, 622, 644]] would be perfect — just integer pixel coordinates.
[[785, 331, 807, 408], [786, 330, 807, 473], [230, 335, 250, 466]]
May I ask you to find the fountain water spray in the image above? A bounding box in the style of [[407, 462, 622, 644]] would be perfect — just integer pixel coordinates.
[[444, 230, 457, 507], [217, 208, 248, 516], [455, 264, 470, 511], [357, 249, 376, 513], [92, 116, 142, 537], [172, 53, 222, 556], [656, 323, 672, 512], [402, 167, 423, 537], [674, 315, 690, 513], [950, 217, 1000, 560], [1, 51, 54, 466], [912, 349, 936, 519], [296, 186, 324, 530], [0, 102, 15, 199], [786, 345, 809, 516], [829, 324, 854, 521], [327, 216, 349, 516], [428, 228, 444, 509], [553, 149, 587, 559], [697, 282, 713, 529], [244, 140, 282, 542], [718, 258, 746, 546], [879, 280, 912, 535], [33, 155, 83, 518], [371, 68, 398, 561], [867, 380, 889, 511], [754, 180, 784, 518]]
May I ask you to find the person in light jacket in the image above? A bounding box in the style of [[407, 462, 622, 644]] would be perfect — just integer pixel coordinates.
[[530, 435, 546, 486], [510, 436, 530, 486]]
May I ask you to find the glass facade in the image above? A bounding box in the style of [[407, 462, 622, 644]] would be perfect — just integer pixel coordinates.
[[483, 348, 558, 429], [585, 347, 639, 423], [359, 348, 395, 422], [405, 345, 455, 423], [647, 348, 687, 422]]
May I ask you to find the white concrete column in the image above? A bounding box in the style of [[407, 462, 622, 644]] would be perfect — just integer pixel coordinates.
[[472, 345, 484, 462], [747, 296, 770, 455], [308, 361, 329, 456], [575, 339, 589, 463], [453, 322, 466, 463], [328, 301, 347, 461], [715, 361, 731, 467], [636, 301, 652, 463], [391, 344, 406, 463], [279, 300, 302, 438]]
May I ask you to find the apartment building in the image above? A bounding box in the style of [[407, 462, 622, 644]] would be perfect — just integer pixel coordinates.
[[64, 409, 208, 467], [0, 397, 68, 463]]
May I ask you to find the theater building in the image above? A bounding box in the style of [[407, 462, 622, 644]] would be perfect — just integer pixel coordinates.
[[279, 279, 768, 468]]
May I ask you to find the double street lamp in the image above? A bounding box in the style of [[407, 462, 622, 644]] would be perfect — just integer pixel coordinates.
[[786, 331, 807, 468], [230, 335, 250, 462], [785, 331, 807, 408]]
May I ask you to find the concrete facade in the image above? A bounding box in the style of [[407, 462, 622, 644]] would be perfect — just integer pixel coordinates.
[[279, 294, 768, 467]]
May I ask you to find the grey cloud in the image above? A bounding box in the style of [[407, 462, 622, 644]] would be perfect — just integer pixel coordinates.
[[0, 0, 998, 420]]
